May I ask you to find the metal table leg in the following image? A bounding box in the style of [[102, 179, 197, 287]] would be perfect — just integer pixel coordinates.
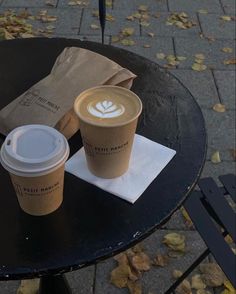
[[39, 274, 72, 294]]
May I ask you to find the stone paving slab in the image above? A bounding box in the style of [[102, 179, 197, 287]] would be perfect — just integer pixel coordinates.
[[1, 0, 58, 7], [80, 9, 140, 36], [111, 36, 174, 67], [199, 13, 236, 39], [66, 265, 95, 294], [141, 12, 201, 37], [170, 69, 220, 108], [201, 161, 236, 185], [174, 37, 236, 70], [213, 70, 236, 110], [95, 229, 207, 293], [202, 109, 235, 161], [221, 0, 236, 14], [168, 0, 223, 13], [0, 281, 20, 294], [113, 0, 168, 12]]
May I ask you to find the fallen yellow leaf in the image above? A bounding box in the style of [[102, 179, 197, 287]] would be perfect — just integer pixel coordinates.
[[192, 63, 207, 71], [163, 233, 186, 252], [221, 47, 233, 53], [200, 263, 226, 287], [90, 23, 99, 30], [121, 27, 135, 36], [191, 274, 206, 290], [127, 280, 142, 294], [153, 254, 169, 267], [213, 103, 226, 112], [195, 53, 205, 60], [156, 53, 166, 59], [220, 15, 231, 21], [198, 9, 208, 14], [17, 279, 39, 294], [147, 32, 155, 37], [176, 279, 192, 294], [223, 58, 236, 65], [110, 264, 131, 288], [173, 270, 183, 279], [211, 151, 221, 163], [121, 39, 135, 46], [131, 252, 151, 272]]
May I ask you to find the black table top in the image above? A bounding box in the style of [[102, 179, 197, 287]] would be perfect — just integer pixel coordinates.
[[0, 38, 206, 280]]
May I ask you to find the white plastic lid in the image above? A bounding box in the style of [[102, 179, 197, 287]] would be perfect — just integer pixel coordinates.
[[0, 125, 70, 177]]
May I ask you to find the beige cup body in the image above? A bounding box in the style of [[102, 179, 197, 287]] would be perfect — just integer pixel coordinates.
[[80, 119, 138, 178], [10, 164, 65, 216]]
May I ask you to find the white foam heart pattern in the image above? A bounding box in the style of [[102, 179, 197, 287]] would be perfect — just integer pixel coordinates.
[[87, 100, 125, 118]]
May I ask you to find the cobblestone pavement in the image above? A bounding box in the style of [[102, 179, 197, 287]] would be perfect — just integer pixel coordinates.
[[0, 0, 235, 293]]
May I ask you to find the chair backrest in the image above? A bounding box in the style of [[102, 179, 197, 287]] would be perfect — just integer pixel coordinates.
[[184, 174, 236, 287]]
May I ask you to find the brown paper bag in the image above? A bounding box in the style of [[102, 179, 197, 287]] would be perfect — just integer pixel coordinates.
[[0, 47, 136, 138]]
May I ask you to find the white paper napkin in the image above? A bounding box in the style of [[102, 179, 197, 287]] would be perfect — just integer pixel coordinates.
[[65, 134, 176, 203]]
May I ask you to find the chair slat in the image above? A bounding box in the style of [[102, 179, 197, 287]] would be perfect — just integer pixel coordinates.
[[219, 174, 236, 202], [184, 191, 236, 288], [198, 178, 236, 243]]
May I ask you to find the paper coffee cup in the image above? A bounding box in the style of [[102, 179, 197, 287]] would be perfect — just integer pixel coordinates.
[[74, 85, 142, 178], [0, 125, 70, 216]]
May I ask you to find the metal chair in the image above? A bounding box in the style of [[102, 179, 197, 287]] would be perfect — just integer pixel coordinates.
[[165, 174, 236, 293]]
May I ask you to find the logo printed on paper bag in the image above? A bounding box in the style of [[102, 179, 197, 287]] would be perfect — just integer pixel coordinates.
[[87, 100, 125, 118]]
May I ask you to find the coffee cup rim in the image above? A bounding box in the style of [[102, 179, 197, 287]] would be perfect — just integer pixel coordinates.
[[0, 125, 70, 177], [74, 85, 143, 128]]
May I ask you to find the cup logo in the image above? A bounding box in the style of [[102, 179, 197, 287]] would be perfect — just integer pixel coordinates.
[[87, 100, 125, 118]]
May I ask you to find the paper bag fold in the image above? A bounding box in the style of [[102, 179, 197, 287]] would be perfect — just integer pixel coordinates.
[[0, 47, 136, 138]]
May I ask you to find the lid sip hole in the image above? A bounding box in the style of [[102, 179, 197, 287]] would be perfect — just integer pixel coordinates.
[[7, 140, 11, 146]]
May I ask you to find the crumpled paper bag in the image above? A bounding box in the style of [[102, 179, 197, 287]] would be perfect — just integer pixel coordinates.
[[0, 47, 136, 138]]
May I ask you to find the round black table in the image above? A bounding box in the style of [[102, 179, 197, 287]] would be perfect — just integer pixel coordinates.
[[0, 38, 206, 292]]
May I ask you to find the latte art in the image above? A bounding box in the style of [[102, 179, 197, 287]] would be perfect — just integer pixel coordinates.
[[87, 100, 125, 118]]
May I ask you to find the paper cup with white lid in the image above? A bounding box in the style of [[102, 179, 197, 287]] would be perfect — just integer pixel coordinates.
[[0, 124, 70, 216]]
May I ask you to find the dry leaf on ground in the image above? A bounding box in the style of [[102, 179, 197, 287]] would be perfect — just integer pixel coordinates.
[[200, 263, 226, 287], [143, 44, 151, 48], [192, 63, 207, 71], [211, 151, 221, 163], [147, 32, 155, 37], [173, 269, 183, 279], [121, 39, 135, 46], [121, 27, 135, 36], [191, 274, 206, 290], [110, 264, 131, 288], [90, 24, 99, 29], [180, 207, 193, 227], [163, 233, 186, 252], [17, 279, 40, 294], [220, 15, 232, 21], [223, 58, 236, 65], [127, 280, 142, 294], [131, 252, 151, 271], [156, 53, 166, 59], [45, 0, 56, 6], [176, 279, 192, 294], [213, 103, 226, 112], [166, 13, 196, 29], [153, 254, 169, 267], [221, 47, 233, 53]]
